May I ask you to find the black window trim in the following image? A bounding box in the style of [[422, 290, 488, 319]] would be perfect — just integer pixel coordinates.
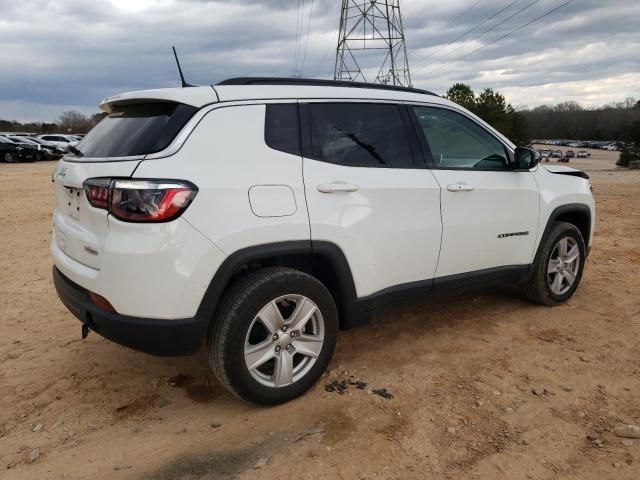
[[264, 102, 302, 157], [406, 102, 518, 172], [299, 101, 427, 170]]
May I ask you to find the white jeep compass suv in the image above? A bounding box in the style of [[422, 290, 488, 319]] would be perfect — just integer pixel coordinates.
[[52, 78, 595, 405]]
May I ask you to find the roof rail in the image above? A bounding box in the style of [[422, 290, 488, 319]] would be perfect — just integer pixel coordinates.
[[216, 77, 438, 96]]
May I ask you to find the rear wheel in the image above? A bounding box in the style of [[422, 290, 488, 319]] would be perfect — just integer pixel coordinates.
[[4, 152, 16, 163], [208, 267, 338, 405], [523, 222, 585, 305]]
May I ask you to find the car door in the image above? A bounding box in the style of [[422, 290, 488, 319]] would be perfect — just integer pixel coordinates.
[[409, 105, 540, 290], [301, 101, 442, 300]]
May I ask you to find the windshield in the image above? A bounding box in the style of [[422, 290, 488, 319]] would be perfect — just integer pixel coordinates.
[[0, 136, 15, 144], [76, 102, 197, 159]]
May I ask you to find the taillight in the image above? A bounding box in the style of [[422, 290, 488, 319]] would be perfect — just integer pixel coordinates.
[[83, 178, 197, 223], [85, 178, 111, 209]]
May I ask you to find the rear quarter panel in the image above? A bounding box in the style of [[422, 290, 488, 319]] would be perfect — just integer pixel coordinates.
[[132, 102, 310, 255]]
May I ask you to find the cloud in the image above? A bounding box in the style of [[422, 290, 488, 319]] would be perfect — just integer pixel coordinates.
[[0, 0, 638, 121]]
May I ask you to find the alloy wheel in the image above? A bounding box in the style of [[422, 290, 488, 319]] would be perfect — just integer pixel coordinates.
[[244, 294, 324, 388], [547, 236, 580, 295]]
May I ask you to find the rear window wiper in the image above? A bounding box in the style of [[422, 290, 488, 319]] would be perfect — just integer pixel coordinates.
[[68, 145, 84, 157]]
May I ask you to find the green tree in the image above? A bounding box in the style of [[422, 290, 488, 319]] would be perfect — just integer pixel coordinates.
[[445, 83, 476, 111], [507, 108, 531, 147], [616, 120, 640, 167], [475, 88, 510, 135], [444, 83, 530, 146]]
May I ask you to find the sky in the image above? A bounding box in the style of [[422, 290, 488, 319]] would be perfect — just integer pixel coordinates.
[[1, 0, 639, 122]]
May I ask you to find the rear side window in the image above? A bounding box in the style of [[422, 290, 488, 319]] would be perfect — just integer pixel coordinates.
[[265, 104, 300, 156], [304, 103, 415, 168], [77, 103, 197, 159]]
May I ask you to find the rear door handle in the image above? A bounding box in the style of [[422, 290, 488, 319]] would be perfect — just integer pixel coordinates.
[[447, 183, 475, 192], [317, 182, 359, 193]]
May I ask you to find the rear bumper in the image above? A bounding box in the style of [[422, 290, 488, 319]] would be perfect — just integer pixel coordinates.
[[53, 266, 207, 356]]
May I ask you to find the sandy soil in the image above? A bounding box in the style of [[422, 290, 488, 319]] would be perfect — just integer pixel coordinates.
[[1, 149, 639, 480]]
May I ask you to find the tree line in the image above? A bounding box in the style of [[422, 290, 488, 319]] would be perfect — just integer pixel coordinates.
[[445, 83, 640, 144], [445, 83, 640, 167], [0, 111, 106, 134], [520, 99, 640, 141]]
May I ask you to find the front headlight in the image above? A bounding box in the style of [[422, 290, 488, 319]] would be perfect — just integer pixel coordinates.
[[16, 147, 23, 151]]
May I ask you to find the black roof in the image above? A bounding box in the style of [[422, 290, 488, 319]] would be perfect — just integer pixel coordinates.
[[216, 77, 437, 96]]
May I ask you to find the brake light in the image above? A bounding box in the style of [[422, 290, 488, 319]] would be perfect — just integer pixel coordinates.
[[83, 178, 197, 222]]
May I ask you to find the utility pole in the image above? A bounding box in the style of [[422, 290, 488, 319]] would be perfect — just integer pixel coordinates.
[[334, 0, 412, 87]]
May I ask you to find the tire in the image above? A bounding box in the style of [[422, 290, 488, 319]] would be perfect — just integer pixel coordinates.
[[208, 267, 338, 405], [4, 152, 15, 163], [35, 152, 42, 161], [523, 221, 586, 306]]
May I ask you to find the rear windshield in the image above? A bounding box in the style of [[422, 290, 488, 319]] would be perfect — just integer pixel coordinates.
[[76, 102, 197, 159]]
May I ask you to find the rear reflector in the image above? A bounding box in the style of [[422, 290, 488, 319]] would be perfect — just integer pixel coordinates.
[[83, 178, 197, 223], [89, 292, 116, 313]]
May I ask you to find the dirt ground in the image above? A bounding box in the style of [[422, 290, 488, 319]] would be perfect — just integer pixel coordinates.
[[1, 147, 639, 480]]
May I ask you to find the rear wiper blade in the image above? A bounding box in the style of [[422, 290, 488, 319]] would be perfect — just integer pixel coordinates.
[[68, 145, 84, 157]]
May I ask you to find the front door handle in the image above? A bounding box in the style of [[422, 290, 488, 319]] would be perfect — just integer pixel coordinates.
[[317, 182, 359, 194], [447, 183, 475, 192]]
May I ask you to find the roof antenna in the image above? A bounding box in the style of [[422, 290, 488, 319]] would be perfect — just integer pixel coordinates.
[[172, 46, 194, 88]]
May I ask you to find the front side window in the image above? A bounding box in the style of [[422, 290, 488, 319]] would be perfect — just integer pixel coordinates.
[[412, 106, 509, 170], [305, 103, 415, 168]]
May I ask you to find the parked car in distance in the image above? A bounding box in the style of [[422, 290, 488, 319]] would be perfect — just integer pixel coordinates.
[[51, 78, 595, 405], [23, 136, 66, 160], [577, 151, 589, 158], [539, 149, 552, 162], [551, 150, 563, 158], [0, 135, 35, 162], [6, 135, 48, 161], [4, 135, 44, 161], [38, 134, 78, 149]]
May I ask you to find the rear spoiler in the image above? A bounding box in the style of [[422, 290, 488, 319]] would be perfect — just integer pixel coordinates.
[[99, 87, 219, 113]]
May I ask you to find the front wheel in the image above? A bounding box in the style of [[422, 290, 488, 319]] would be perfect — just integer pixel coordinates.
[[4, 152, 16, 163], [208, 267, 338, 405], [523, 222, 586, 305]]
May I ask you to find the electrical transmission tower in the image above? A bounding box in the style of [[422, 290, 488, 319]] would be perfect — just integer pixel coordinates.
[[334, 0, 412, 87]]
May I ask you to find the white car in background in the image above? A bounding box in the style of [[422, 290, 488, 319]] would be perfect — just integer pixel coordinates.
[[38, 134, 79, 149], [51, 78, 595, 405]]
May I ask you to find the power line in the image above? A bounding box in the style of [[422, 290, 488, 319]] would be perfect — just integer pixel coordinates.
[[310, 0, 342, 78], [300, 0, 315, 75], [292, 0, 305, 76], [420, 0, 542, 74], [444, 0, 483, 28], [418, 0, 575, 80], [420, 0, 521, 65], [457, 0, 575, 62]]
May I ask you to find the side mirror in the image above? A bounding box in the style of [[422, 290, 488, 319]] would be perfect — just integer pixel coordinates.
[[514, 147, 539, 170]]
